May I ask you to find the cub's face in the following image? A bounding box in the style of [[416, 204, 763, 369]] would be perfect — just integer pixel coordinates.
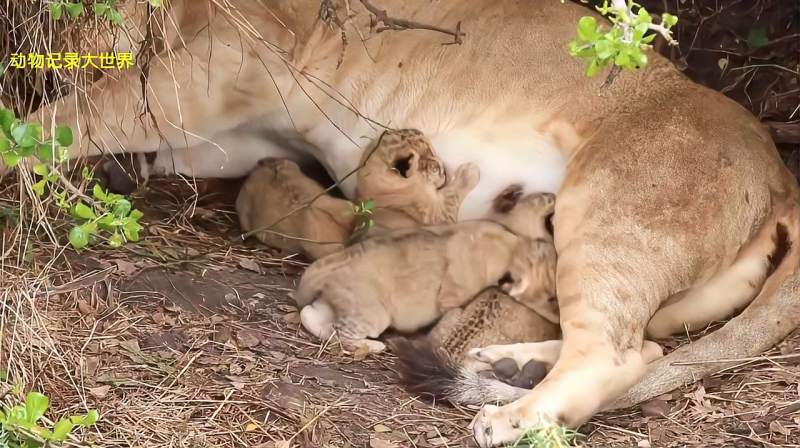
[[500, 239, 559, 323], [365, 129, 447, 190]]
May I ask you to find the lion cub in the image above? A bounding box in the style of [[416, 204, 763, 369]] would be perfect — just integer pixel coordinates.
[[236, 129, 479, 259], [357, 129, 479, 231], [293, 192, 556, 353], [236, 158, 354, 260]]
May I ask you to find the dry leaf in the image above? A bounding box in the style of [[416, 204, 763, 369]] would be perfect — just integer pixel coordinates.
[[428, 436, 450, 446], [770, 420, 791, 436], [245, 422, 259, 432], [114, 259, 138, 276], [236, 329, 261, 348], [373, 424, 391, 433], [369, 436, 398, 448], [637, 440, 651, 448], [239, 258, 260, 273], [641, 398, 671, 418], [353, 344, 370, 361], [77, 299, 95, 316], [89, 385, 111, 399], [282, 312, 300, 325], [119, 339, 141, 353]]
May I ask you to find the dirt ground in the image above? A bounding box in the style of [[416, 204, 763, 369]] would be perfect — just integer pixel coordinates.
[[2, 177, 797, 448]]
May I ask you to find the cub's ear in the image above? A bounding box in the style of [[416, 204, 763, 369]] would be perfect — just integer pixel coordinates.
[[497, 271, 514, 291], [493, 184, 524, 213]]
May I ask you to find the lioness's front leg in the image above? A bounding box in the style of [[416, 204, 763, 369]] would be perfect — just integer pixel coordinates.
[[472, 196, 690, 446]]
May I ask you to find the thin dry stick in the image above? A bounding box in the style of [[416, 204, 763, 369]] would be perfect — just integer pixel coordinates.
[[358, 0, 465, 44], [239, 130, 388, 240]]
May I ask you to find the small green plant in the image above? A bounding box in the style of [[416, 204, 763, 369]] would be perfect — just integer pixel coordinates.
[[0, 107, 144, 250], [67, 183, 144, 250], [510, 425, 583, 448], [92, 0, 124, 25], [0, 391, 98, 448], [348, 199, 375, 243], [568, 0, 678, 77], [48, 1, 85, 20], [50, 0, 162, 23]]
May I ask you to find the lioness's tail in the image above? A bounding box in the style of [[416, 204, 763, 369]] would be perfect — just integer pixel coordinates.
[[390, 338, 529, 406], [612, 213, 800, 409]]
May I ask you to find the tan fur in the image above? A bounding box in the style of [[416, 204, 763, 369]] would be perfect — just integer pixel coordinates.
[[236, 158, 353, 259], [236, 129, 478, 258], [12, 1, 800, 445], [429, 288, 560, 365], [357, 129, 480, 231], [293, 194, 556, 353]]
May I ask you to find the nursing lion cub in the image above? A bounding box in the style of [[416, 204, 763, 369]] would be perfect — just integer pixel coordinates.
[[292, 193, 556, 353], [236, 129, 478, 259]]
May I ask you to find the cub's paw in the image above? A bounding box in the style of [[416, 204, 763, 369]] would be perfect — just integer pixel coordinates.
[[452, 162, 480, 191]]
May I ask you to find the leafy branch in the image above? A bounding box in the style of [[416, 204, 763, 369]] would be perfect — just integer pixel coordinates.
[[0, 391, 98, 447], [569, 0, 678, 77], [50, 0, 163, 24], [0, 107, 144, 251]]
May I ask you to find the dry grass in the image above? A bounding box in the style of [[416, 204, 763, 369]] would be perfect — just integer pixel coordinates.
[[1, 176, 798, 447]]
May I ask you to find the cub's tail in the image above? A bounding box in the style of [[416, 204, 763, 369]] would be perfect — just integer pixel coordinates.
[[390, 338, 529, 406]]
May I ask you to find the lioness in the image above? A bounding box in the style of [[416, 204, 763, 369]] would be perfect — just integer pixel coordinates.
[[16, 1, 800, 445]]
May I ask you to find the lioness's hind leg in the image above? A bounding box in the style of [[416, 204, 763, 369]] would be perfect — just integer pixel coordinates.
[[646, 226, 777, 339]]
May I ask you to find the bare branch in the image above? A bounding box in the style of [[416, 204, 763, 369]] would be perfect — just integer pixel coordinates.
[[358, 0, 465, 45]]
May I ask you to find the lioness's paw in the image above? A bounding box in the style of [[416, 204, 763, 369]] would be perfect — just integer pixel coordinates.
[[473, 403, 555, 447], [472, 404, 522, 447], [468, 345, 516, 365]]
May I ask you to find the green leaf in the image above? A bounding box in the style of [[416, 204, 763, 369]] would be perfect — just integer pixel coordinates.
[[747, 28, 768, 49], [49, 3, 64, 20], [0, 134, 9, 153], [148, 0, 163, 6], [93, 3, 110, 15], [11, 123, 42, 148], [129, 209, 143, 221], [108, 9, 124, 24], [52, 419, 73, 441], [32, 180, 46, 197], [25, 392, 49, 424], [662, 13, 678, 28], [68, 225, 89, 249], [615, 50, 631, 68], [586, 59, 600, 77], [108, 232, 124, 248], [123, 220, 142, 241], [112, 198, 131, 218], [71, 409, 99, 426], [36, 143, 54, 162], [92, 184, 108, 201], [0, 108, 15, 134], [576, 16, 600, 42], [72, 202, 96, 220], [1, 152, 21, 167], [594, 39, 614, 60], [65, 2, 84, 18], [54, 125, 73, 147]]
